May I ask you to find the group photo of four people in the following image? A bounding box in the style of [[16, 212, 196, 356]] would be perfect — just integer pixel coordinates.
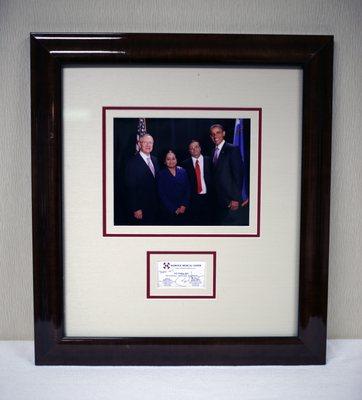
[[120, 122, 249, 226]]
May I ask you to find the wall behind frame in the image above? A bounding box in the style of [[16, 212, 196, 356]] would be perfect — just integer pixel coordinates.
[[0, 0, 361, 339]]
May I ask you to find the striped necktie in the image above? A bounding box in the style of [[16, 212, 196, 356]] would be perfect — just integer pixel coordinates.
[[213, 147, 219, 164], [147, 157, 155, 176]]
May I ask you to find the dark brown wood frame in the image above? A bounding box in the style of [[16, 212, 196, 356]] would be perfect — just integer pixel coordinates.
[[31, 33, 333, 365]]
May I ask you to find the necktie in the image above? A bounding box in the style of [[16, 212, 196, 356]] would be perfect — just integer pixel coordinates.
[[213, 147, 219, 164], [195, 159, 202, 194], [147, 157, 155, 176]]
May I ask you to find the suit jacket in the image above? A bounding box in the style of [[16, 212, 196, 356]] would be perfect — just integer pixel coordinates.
[[125, 153, 160, 223], [212, 142, 243, 208], [157, 166, 190, 214], [181, 156, 212, 196]]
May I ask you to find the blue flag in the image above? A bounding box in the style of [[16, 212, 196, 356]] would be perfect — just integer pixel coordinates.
[[233, 118, 249, 202]]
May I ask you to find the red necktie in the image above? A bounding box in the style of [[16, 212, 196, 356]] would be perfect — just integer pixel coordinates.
[[195, 160, 202, 194]]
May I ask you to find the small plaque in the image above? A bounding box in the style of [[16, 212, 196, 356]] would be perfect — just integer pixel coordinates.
[[147, 251, 216, 299], [157, 261, 206, 289]]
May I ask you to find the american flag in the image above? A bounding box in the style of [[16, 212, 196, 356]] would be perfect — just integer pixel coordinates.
[[135, 118, 147, 152]]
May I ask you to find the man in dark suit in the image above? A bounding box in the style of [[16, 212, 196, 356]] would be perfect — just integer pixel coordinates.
[[125, 134, 159, 224], [210, 124, 244, 225], [181, 140, 213, 225]]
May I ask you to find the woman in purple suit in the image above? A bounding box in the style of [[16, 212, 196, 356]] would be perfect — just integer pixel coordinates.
[[157, 150, 190, 225]]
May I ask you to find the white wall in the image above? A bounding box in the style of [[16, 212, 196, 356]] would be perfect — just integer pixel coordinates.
[[0, 0, 361, 339]]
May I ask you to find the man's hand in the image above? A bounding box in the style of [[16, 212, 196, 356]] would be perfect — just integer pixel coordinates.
[[175, 206, 186, 215], [228, 200, 239, 211], [134, 209, 143, 220], [241, 198, 249, 207]]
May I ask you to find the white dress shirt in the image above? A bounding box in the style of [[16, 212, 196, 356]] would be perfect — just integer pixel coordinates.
[[139, 151, 155, 176], [215, 140, 225, 152], [213, 140, 225, 164]]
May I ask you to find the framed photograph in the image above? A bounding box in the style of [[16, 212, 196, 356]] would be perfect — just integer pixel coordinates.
[[31, 33, 333, 365], [105, 107, 259, 235]]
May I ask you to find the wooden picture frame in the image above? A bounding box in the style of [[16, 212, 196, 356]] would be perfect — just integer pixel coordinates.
[[31, 33, 333, 365]]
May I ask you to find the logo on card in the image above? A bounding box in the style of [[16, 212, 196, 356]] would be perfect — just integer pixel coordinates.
[[163, 262, 171, 270]]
